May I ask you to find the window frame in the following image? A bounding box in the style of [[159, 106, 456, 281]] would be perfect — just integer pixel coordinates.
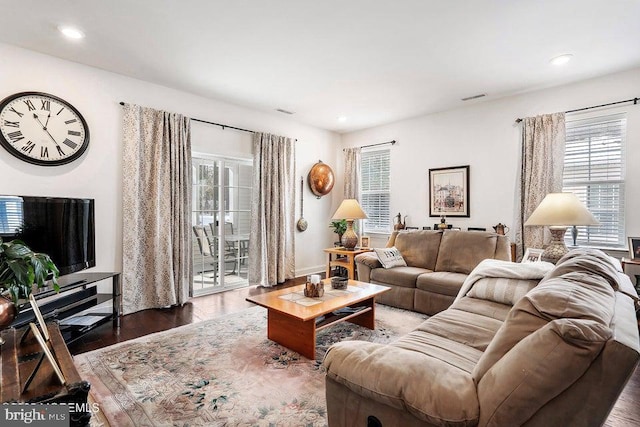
[[562, 113, 626, 249], [359, 147, 391, 234]]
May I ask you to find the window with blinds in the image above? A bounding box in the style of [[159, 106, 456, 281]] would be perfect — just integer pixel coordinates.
[[360, 148, 391, 233], [562, 113, 626, 248], [0, 196, 24, 235]]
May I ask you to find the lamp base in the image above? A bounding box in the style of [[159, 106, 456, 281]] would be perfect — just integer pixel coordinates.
[[341, 220, 358, 250], [541, 226, 569, 264]]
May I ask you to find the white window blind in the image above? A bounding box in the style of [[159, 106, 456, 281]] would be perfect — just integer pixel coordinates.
[[562, 113, 626, 248], [360, 148, 391, 233], [0, 196, 24, 235]]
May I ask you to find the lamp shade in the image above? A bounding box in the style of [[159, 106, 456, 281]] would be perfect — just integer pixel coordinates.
[[524, 193, 599, 227], [332, 199, 368, 220]]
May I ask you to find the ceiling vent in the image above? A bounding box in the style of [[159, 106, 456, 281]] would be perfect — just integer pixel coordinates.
[[461, 93, 487, 101], [276, 108, 295, 115]]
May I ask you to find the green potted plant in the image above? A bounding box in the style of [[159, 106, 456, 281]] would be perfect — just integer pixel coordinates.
[[329, 219, 348, 244], [0, 237, 59, 334]]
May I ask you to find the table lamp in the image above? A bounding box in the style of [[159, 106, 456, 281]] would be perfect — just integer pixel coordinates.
[[524, 192, 599, 263], [332, 199, 368, 250]]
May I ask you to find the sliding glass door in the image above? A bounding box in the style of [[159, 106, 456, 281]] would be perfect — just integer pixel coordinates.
[[192, 156, 252, 295]]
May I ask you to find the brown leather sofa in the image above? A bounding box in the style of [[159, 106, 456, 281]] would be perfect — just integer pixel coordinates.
[[324, 249, 640, 426], [355, 230, 511, 315]]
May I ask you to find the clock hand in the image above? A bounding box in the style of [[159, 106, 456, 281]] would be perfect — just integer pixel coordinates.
[[33, 113, 62, 147], [44, 112, 51, 128]]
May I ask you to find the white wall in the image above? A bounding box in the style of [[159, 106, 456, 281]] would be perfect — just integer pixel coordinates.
[[0, 43, 339, 287], [340, 67, 640, 252]]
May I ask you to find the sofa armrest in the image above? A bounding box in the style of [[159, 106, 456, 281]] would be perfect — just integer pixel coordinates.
[[355, 253, 381, 282], [324, 341, 479, 426]]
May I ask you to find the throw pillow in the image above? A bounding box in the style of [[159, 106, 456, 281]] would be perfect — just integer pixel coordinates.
[[374, 246, 407, 269], [467, 278, 538, 306]]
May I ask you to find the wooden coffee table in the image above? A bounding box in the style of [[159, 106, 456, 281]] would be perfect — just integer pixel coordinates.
[[246, 279, 390, 359]]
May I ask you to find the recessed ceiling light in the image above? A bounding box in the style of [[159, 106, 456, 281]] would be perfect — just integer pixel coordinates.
[[550, 54, 573, 66], [58, 26, 85, 39], [337, 116, 347, 122]]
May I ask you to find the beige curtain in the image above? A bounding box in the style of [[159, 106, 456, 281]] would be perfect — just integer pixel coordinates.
[[249, 133, 296, 287], [122, 104, 192, 314], [514, 112, 566, 260], [343, 147, 361, 199]]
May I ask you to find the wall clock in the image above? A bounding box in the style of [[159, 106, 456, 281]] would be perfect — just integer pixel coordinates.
[[0, 92, 89, 166]]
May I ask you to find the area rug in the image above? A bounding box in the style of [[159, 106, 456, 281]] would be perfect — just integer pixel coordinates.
[[75, 304, 427, 427]]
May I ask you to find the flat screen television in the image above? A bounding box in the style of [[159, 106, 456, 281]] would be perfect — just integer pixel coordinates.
[[0, 195, 95, 276]]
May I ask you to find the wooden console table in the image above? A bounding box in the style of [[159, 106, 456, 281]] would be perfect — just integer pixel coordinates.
[[1, 323, 91, 426], [324, 247, 372, 280]]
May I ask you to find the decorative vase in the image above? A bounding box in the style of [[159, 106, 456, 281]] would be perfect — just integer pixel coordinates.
[[0, 295, 17, 345]]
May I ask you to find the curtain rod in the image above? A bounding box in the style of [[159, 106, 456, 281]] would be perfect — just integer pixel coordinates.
[[119, 101, 255, 134], [343, 140, 396, 151], [515, 97, 639, 123]]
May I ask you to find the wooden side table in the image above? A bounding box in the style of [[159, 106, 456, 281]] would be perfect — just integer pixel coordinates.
[[621, 257, 640, 271], [621, 258, 640, 293], [324, 247, 372, 280]]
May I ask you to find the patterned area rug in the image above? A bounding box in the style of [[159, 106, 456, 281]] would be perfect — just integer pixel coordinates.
[[75, 304, 427, 427]]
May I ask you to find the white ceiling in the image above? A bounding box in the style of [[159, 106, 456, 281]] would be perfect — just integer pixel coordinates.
[[1, 1, 639, 133]]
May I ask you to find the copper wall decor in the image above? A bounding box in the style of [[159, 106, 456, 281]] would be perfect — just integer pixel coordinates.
[[308, 160, 335, 198]]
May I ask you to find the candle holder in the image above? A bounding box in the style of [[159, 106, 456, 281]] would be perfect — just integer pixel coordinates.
[[304, 282, 324, 298], [304, 275, 324, 298]]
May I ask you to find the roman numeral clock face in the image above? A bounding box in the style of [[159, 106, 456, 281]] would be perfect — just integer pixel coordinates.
[[0, 92, 89, 166]]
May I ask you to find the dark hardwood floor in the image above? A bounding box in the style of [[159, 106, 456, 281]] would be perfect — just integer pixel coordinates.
[[67, 277, 306, 355], [68, 278, 639, 426]]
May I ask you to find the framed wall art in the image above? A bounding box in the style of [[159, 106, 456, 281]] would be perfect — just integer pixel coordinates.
[[522, 248, 544, 263], [628, 237, 640, 260], [429, 165, 470, 217]]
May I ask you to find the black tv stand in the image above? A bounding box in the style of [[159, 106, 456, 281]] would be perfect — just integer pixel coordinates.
[[11, 272, 121, 345]]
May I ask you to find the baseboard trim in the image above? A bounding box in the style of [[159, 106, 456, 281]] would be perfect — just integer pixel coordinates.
[[295, 265, 325, 278]]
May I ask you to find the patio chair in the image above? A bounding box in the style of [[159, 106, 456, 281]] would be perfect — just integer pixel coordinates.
[[206, 223, 238, 275]]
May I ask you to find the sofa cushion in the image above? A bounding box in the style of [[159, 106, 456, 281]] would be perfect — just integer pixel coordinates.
[[473, 250, 617, 382], [416, 271, 467, 296], [451, 296, 512, 323], [371, 266, 430, 288], [355, 252, 381, 269], [413, 302, 506, 352], [467, 277, 538, 306], [392, 331, 484, 374], [477, 319, 611, 426], [324, 340, 480, 426], [394, 230, 443, 270], [543, 247, 622, 292], [435, 231, 509, 274], [373, 246, 407, 268]]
